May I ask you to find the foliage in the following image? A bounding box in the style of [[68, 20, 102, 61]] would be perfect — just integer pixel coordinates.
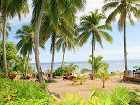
[[0, 78, 138, 105], [102, 0, 140, 31], [129, 91, 140, 105], [59, 93, 85, 105], [16, 25, 45, 56], [111, 87, 130, 105], [54, 64, 78, 76], [64, 64, 78, 76], [53, 67, 67, 76], [88, 55, 104, 73], [78, 9, 113, 47], [59, 86, 131, 105], [0, 41, 17, 70], [80, 68, 91, 74], [0, 78, 55, 105], [90, 86, 130, 105], [97, 62, 110, 88], [72, 73, 87, 85]]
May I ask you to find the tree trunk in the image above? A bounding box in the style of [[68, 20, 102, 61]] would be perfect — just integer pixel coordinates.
[[61, 44, 66, 68], [123, 20, 128, 78], [2, 12, 8, 78], [34, 0, 46, 82], [25, 53, 30, 77], [50, 33, 56, 80], [102, 81, 105, 88], [91, 33, 95, 80]]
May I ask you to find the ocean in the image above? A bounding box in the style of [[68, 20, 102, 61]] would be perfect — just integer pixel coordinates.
[[31, 60, 140, 73]]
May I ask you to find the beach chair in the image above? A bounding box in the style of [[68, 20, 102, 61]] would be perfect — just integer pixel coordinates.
[[133, 69, 140, 78]]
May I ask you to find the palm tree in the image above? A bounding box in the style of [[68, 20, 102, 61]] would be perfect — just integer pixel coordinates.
[[39, 14, 76, 80], [56, 33, 77, 68], [16, 25, 44, 77], [38, 0, 86, 80], [102, 0, 140, 77], [0, 0, 28, 77], [78, 10, 113, 79], [88, 55, 103, 73], [32, 0, 47, 82]]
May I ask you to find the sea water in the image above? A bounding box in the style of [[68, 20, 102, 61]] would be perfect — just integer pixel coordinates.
[[31, 60, 140, 73]]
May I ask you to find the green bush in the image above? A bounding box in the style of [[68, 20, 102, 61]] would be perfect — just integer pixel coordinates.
[[0, 41, 17, 70], [129, 91, 140, 105], [54, 64, 78, 76], [0, 78, 54, 105], [0, 78, 139, 105], [54, 67, 67, 76]]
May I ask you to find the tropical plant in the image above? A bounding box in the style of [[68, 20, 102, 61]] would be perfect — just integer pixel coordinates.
[[38, 0, 86, 80], [111, 86, 130, 105], [0, 78, 55, 104], [90, 86, 130, 105], [16, 25, 44, 77], [129, 91, 140, 105], [64, 63, 78, 76], [0, 0, 29, 77], [0, 41, 17, 71], [72, 73, 87, 85], [102, 0, 140, 77], [97, 62, 110, 88], [88, 55, 104, 74], [78, 9, 113, 79], [53, 67, 67, 76], [32, 0, 47, 82], [0, 17, 11, 39], [56, 35, 77, 68], [59, 93, 85, 105]]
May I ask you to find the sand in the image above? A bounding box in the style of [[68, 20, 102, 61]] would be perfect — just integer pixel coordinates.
[[47, 76, 140, 99]]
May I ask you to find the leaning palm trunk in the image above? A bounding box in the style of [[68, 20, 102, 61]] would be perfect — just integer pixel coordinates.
[[123, 21, 128, 78], [50, 33, 56, 80], [25, 53, 29, 77], [91, 34, 95, 80], [61, 45, 66, 68], [34, 0, 46, 82], [2, 13, 8, 78]]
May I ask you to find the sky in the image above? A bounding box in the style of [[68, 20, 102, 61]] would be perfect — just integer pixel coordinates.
[[8, 0, 140, 63]]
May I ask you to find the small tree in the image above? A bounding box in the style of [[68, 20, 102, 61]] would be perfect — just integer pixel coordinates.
[[88, 55, 103, 73], [72, 73, 87, 85], [97, 62, 110, 88]]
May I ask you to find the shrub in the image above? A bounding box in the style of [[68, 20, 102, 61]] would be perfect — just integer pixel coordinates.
[[54, 67, 67, 76], [90, 86, 130, 105], [0, 78, 54, 104], [59, 93, 85, 105], [72, 74, 87, 85], [97, 62, 110, 88], [129, 91, 140, 105]]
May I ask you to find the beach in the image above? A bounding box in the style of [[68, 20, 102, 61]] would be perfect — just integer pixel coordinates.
[[48, 76, 140, 99]]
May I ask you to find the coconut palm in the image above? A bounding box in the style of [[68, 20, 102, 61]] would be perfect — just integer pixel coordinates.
[[16, 25, 44, 77], [37, 0, 86, 80], [88, 55, 104, 73], [102, 0, 140, 77], [78, 10, 113, 79], [39, 13, 77, 80], [32, 0, 47, 82], [0, 0, 28, 77], [56, 34, 77, 68]]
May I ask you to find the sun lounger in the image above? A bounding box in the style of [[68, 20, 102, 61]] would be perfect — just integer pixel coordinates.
[[133, 69, 140, 78], [63, 75, 76, 80]]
